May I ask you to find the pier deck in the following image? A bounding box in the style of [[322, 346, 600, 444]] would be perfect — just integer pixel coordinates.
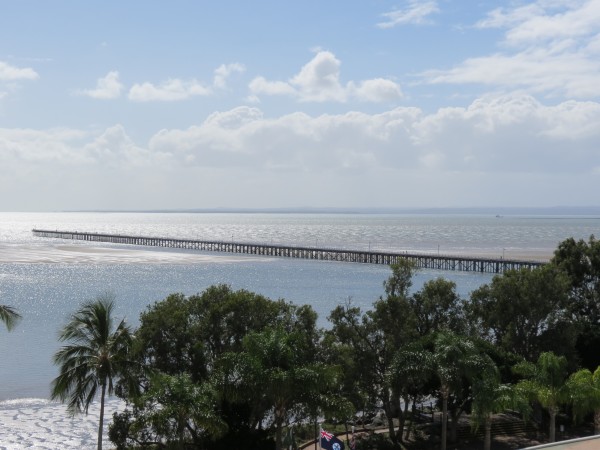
[[32, 229, 544, 274]]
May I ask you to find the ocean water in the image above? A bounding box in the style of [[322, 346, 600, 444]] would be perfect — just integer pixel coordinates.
[[0, 211, 598, 448], [2, 211, 600, 400]]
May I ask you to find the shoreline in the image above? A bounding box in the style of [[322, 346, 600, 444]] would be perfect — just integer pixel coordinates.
[[0, 243, 272, 265], [0, 397, 125, 449]]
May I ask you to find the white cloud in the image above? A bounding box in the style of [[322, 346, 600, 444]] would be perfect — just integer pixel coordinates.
[[249, 77, 297, 96], [3, 93, 599, 209], [147, 93, 599, 176], [4, 94, 597, 176], [79, 71, 123, 99], [0, 127, 90, 165], [377, 1, 440, 28], [289, 51, 346, 102], [127, 62, 243, 102], [249, 51, 403, 103], [128, 78, 211, 102], [349, 79, 403, 102], [213, 63, 245, 89], [0, 125, 171, 169], [0, 61, 39, 81], [425, 1, 600, 99], [82, 124, 172, 168], [477, 0, 600, 46], [423, 48, 600, 98]]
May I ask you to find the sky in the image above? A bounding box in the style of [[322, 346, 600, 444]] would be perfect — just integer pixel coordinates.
[[1, 0, 599, 211]]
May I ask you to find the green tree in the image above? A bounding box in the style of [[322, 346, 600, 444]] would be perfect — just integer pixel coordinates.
[[383, 259, 416, 298], [134, 285, 314, 381], [389, 342, 435, 441], [433, 332, 491, 450], [0, 304, 21, 331], [51, 296, 133, 450], [514, 352, 570, 443], [409, 277, 466, 336], [219, 328, 349, 450], [471, 364, 530, 450], [328, 293, 417, 447], [135, 373, 227, 449], [552, 236, 600, 321], [114, 286, 321, 449], [552, 236, 600, 369], [467, 265, 573, 362], [567, 366, 600, 434]]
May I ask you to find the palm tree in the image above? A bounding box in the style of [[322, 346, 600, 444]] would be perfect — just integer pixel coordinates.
[[0, 304, 21, 331], [471, 366, 530, 450], [219, 328, 348, 450], [567, 366, 600, 434], [514, 352, 570, 443], [433, 332, 490, 450], [51, 296, 133, 450]]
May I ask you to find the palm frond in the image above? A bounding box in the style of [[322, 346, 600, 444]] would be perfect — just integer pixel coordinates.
[[0, 304, 22, 331]]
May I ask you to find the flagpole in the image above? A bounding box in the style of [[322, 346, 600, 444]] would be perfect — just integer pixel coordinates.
[[314, 419, 318, 450], [345, 422, 349, 448], [319, 423, 322, 450]]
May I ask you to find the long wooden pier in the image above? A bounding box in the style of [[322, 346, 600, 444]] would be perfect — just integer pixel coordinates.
[[32, 229, 543, 274]]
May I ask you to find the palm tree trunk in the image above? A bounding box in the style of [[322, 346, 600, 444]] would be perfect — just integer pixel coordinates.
[[595, 409, 600, 435], [98, 382, 106, 450], [404, 400, 414, 441], [275, 406, 284, 450], [484, 416, 492, 450], [549, 407, 557, 443], [441, 387, 449, 450]]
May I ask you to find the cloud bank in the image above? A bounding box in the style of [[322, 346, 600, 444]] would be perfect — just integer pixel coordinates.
[[2, 93, 598, 209]]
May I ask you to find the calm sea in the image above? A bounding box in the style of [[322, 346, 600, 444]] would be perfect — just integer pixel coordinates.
[[0, 212, 599, 401]]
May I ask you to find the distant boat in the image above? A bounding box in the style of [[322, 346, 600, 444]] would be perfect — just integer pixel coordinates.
[[496, 214, 503, 218]]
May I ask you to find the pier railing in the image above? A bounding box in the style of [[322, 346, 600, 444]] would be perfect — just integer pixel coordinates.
[[32, 229, 544, 274]]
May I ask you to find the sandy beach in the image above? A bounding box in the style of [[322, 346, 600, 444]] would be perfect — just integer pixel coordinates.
[[0, 398, 124, 450]]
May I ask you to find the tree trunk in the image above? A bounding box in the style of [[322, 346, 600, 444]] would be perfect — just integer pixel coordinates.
[[549, 407, 557, 443], [404, 399, 414, 441], [177, 411, 185, 450], [383, 400, 400, 448], [397, 408, 406, 443], [595, 409, 600, 435], [275, 410, 283, 450], [449, 408, 459, 443], [392, 391, 404, 443], [484, 416, 492, 450], [98, 383, 106, 450], [441, 388, 449, 450]]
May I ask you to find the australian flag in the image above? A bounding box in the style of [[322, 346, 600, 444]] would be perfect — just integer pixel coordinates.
[[320, 429, 345, 450]]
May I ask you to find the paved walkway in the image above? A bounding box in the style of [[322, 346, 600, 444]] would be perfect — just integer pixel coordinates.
[[521, 435, 600, 450]]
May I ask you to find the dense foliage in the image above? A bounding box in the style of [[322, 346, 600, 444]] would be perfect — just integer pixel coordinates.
[[79, 235, 600, 449]]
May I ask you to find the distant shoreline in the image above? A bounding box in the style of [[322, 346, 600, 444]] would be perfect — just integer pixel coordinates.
[[60, 206, 600, 216]]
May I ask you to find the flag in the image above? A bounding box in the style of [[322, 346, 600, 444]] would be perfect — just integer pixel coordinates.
[[320, 429, 345, 450]]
